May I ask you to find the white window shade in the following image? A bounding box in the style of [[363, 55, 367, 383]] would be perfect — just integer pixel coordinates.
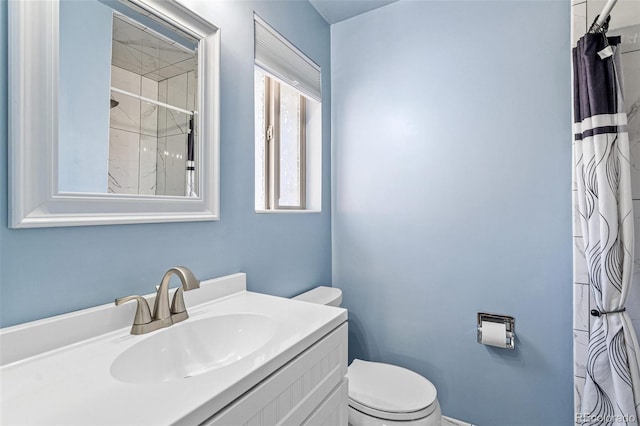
[[254, 15, 321, 102]]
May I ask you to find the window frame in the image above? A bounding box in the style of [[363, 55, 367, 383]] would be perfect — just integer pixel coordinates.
[[262, 75, 307, 211]]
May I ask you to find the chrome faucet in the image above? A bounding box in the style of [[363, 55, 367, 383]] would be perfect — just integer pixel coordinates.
[[115, 266, 200, 335]]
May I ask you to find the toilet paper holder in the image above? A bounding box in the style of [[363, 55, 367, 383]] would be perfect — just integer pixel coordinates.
[[477, 312, 515, 349]]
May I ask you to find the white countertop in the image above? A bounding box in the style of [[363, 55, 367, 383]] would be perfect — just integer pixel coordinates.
[[0, 277, 347, 425]]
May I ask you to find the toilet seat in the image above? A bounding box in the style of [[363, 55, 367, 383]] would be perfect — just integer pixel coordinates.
[[347, 359, 438, 421]]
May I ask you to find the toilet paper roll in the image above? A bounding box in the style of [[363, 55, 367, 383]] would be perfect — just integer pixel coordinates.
[[481, 321, 507, 348]]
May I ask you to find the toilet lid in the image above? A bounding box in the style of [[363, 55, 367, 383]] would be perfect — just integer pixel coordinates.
[[347, 359, 437, 417]]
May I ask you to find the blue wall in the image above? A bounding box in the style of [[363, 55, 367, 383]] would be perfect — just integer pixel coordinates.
[[0, 0, 332, 327], [58, 0, 112, 193], [331, 2, 572, 425]]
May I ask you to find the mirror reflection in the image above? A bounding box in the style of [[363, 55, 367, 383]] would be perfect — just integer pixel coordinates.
[[58, 0, 199, 197]]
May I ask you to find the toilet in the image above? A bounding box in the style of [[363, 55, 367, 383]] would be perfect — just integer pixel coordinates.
[[293, 286, 442, 426]]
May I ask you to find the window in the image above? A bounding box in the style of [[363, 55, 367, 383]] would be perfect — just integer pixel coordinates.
[[254, 15, 321, 212], [256, 72, 306, 209]]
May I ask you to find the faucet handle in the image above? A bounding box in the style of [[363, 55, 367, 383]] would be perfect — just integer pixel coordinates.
[[170, 288, 189, 324], [115, 296, 152, 332]]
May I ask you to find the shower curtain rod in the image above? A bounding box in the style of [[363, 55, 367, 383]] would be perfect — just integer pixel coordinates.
[[591, 0, 618, 32], [110, 87, 195, 116]]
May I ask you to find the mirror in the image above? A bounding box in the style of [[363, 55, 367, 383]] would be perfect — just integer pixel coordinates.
[[59, 1, 200, 197], [9, 0, 219, 227]]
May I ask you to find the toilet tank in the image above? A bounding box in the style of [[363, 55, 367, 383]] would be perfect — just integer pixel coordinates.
[[293, 286, 342, 307]]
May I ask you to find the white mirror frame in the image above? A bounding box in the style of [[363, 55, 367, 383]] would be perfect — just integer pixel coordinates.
[[8, 0, 220, 228]]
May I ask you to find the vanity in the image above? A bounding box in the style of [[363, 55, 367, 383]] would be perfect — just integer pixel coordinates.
[[0, 273, 348, 425]]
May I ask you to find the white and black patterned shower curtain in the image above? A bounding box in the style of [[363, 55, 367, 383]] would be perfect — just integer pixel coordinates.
[[574, 33, 640, 425]]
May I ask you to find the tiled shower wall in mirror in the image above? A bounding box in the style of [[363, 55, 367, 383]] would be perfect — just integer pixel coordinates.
[[108, 12, 198, 196], [108, 66, 196, 195], [157, 71, 198, 196], [572, 0, 640, 423], [109, 65, 158, 195]]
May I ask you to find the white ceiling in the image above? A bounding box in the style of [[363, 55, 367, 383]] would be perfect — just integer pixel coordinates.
[[112, 15, 197, 81], [308, 0, 399, 25]]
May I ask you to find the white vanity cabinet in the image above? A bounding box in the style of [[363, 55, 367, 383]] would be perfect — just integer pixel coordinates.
[[0, 274, 348, 426], [202, 323, 348, 426]]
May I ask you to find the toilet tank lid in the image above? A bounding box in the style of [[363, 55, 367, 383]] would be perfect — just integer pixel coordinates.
[[292, 286, 342, 307]]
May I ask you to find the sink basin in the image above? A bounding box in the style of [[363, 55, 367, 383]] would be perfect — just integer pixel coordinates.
[[110, 313, 276, 384]]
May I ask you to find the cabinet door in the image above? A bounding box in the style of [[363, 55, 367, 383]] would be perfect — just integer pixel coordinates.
[[203, 323, 347, 426], [301, 379, 348, 426]]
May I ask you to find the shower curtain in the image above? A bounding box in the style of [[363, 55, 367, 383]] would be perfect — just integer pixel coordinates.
[[574, 33, 640, 425]]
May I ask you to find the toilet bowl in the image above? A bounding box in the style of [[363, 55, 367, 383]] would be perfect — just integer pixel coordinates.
[[293, 287, 442, 426]]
